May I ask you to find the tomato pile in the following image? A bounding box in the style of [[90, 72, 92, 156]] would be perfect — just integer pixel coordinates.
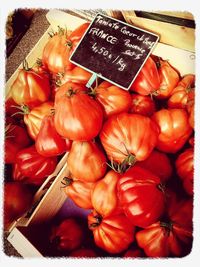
[[4, 22, 195, 258]]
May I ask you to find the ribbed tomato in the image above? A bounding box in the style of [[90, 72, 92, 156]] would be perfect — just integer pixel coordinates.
[[91, 170, 121, 217], [100, 113, 159, 164], [88, 209, 135, 254], [152, 109, 192, 153], [13, 145, 57, 186], [123, 245, 144, 258], [54, 82, 103, 141], [69, 248, 98, 258], [11, 61, 51, 108], [67, 140, 107, 182], [117, 166, 165, 228], [176, 148, 194, 195], [129, 93, 156, 116], [92, 81, 132, 118], [136, 194, 193, 257], [168, 74, 195, 108], [35, 115, 70, 157], [63, 177, 95, 209], [130, 56, 160, 95]]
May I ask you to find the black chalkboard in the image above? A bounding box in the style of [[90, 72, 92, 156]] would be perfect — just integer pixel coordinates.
[[70, 13, 159, 90]]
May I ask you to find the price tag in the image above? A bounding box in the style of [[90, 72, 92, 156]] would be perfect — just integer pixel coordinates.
[[70, 13, 159, 90]]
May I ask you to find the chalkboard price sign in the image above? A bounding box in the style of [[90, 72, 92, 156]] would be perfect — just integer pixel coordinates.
[[70, 13, 159, 90]]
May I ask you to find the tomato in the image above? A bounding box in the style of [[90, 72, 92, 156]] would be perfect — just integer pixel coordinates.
[[151, 109, 192, 153], [123, 245, 144, 258], [42, 23, 89, 73], [4, 182, 34, 229], [69, 248, 98, 258], [5, 123, 31, 164], [88, 209, 135, 254], [118, 166, 165, 228], [91, 170, 121, 217], [13, 145, 57, 186], [187, 92, 194, 129], [57, 66, 92, 86], [92, 81, 132, 118], [168, 74, 195, 108], [129, 93, 156, 116], [67, 140, 107, 182], [35, 115, 70, 157], [5, 97, 23, 119], [130, 56, 160, 95], [176, 148, 194, 195], [62, 177, 95, 209], [54, 82, 103, 141], [23, 101, 54, 140], [100, 113, 159, 164], [50, 218, 84, 252], [10, 61, 51, 108], [136, 195, 193, 257], [135, 149, 172, 182]]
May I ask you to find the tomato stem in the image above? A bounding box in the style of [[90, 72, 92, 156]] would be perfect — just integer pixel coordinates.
[[22, 59, 31, 71], [157, 183, 166, 194], [160, 221, 173, 236], [61, 177, 73, 187], [89, 213, 102, 228]]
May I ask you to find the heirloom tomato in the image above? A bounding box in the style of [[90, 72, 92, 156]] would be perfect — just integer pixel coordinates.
[[100, 113, 159, 164], [92, 81, 132, 118], [11, 60, 51, 108], [136, 195, 193, 257], [63, 177, 95, 209], [14, 145, 57, 186], [54, 82, 103, 141], [91, 170, 121, 217], [176, 148, 194, 195], [168, 74, 195, 108], [42, 23, 89, 73], [152, 109, 192, 153], [118, 166, 165, 228], [50, 218, 84, 252], [129, 93, 156, 116], [35, 115, 70, 157], [67, 140, 107, 182], [135, 149, 172, 182], [4, 182, 34, 228], [88, 209, 135, 254], [155, 58, 180, 99], [130, 56, 160, 95], [69, 248, 98, 258], [123, 245, 144, 258], [5, 123, 31, 164], [23, 101, 54, 140]]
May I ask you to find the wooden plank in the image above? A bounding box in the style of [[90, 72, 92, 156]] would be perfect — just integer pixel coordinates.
[[152, 11, 194, 20], [122, 12, 195, 52]]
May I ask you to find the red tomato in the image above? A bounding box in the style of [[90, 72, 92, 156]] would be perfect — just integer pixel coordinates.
[[168, 74, 195, 108], [63, 177, 95, 209], [5, 97, 23, 119], [42, 23, 89, 73], [154, 58, 180, 99], [152, 109, 192, 153], [136, 195, 193, 257], [5, 123, 31, 164], [4, 182, 34, 229], [187, 95, 194, 129], [50, 218, 84, 252], [88, 209, 135, 254], [130, 56, 160, 95], [91, 170, 121, 217], [118, 166, 165, 228], [57, 66, 92, 86], [23, 101, 54, 140], [69, 248, 98, 258], [129, 93, 156, 116], [13, 145, 57, 186], [54, 82, 103, 141], [100, 113, 159, 164], [10, 62, 51, 108], [35, 115, 70, 157], [135, 149, 172, 182], [67, 140, 107, 182], [176, 148, 194, 195], [123, 245, 144, 258], [93, 81, 132, 118]]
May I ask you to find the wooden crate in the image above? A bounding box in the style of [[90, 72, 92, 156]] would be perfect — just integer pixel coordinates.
[[121, 11, 195, 52], [5, 9, 195, 258]]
